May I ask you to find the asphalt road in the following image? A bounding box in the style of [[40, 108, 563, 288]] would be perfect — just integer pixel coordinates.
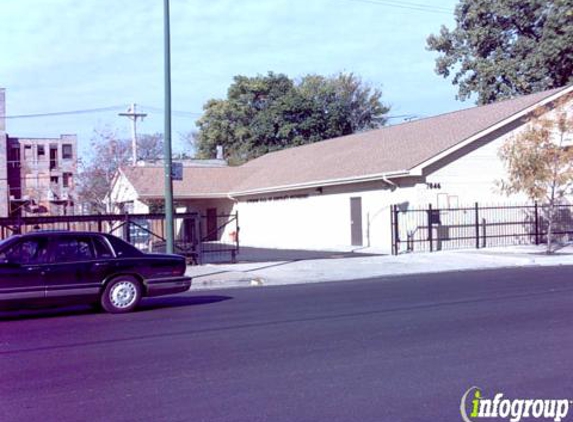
[[2, 266, 573, 422]]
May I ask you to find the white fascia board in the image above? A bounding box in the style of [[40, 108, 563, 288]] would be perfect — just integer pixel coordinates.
[[229, 170, 410, 197], [139, 193, 230, 200], [409, 85, 573, 175]]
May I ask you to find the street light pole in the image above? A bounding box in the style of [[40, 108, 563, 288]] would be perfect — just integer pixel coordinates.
[[163, 0, 174, 254]]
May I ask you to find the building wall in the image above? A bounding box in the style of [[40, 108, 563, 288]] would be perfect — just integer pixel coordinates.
[[108, 172, 149, 214], [229, 116, 553, 254], [7, 135, 78, 216]]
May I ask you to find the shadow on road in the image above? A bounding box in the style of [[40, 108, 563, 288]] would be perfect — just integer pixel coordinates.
[[0, 295, 233, 321], [138, 295, 232, 311]]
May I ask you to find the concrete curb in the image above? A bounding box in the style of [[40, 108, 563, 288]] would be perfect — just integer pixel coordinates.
[[186, 246, 573, 291]]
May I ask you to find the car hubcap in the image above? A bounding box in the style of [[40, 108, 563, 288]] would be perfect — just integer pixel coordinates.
[[110, 282, 137, 308]]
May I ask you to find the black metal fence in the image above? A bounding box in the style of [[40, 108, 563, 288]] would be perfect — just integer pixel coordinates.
[[390, 202, 573, 255], [0, 211, 240, 264]]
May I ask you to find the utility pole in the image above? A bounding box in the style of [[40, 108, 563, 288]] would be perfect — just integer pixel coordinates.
[[163, 0, 175, 254], [118, 103, 147, 165]]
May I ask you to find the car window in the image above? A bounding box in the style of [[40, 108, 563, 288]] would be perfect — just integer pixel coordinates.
[[52, 237, 95, 262], [105, 235, 142, 257], [92, 236, 114, 258], [0, 238, 50, 265]]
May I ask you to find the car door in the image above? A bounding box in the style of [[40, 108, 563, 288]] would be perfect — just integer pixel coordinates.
[[0, 236, 51, 303], [44, 235, 109, 301]]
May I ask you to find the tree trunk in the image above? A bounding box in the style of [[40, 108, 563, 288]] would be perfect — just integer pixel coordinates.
[[546, 202, 555, 254]]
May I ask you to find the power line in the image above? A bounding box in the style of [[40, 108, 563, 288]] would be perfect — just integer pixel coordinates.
[[1, 105, 127, 120], [139, 105, 202, 118], [346, 0, 452, 15]]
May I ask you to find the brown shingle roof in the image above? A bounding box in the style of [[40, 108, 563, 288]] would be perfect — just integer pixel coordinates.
[[233, 86, 568, 193], [120, 86, 571, 198], [121, 166, 253, 198]]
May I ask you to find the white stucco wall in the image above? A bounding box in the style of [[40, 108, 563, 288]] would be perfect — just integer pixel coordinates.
[[232, 183, 423, 253]]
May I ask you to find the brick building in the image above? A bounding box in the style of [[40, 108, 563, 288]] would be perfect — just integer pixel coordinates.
[[0, 88, 77, 217]]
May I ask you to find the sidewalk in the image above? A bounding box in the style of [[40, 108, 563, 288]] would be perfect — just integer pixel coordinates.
[[186, 244, 573, 290]]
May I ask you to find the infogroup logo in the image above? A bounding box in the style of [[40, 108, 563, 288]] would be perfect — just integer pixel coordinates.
[[460, 387, 571, 422]]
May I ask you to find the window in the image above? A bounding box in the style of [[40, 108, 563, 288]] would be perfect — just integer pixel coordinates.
[[50, 176, 59, 184], [52, 237, 94, 262], [50, 145, 58, 170], [62, 144, 73, 160], [63, 173, 72, 188], [105, 235, 141, 257], [24, 145, 33, 160], [37, 145, 45, 158], [8, 147, 20, 168], [0, 238, 50, 265], [92, 236, 114, 259]]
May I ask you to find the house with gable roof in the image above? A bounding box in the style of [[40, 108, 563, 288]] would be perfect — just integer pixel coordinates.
[[108, 85, 573, 254]]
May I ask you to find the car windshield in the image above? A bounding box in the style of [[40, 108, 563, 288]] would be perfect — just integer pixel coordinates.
[[0, 236, 20, 252]]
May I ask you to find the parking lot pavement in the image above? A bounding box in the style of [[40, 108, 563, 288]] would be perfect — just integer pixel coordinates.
[[186, 244, 573, 290]]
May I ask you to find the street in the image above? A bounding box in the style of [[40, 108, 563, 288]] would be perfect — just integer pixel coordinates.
[[2, 266, 573, 422]]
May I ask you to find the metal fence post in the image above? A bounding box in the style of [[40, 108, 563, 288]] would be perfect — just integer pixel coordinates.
[[390, 205, 395, 255], [393, 205, 401, 255], [428, 203, 433, 252], [475, 202, 480, 249], [234, 211, 240, 259], [123, 213, 131, 243], [534, 201, 540, 245]]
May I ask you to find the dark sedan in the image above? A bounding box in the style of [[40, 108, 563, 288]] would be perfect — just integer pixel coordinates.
[[0, 231, 192, 313]]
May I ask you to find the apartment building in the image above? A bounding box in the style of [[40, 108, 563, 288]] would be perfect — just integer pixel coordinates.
[[0, 88, 77, 217]]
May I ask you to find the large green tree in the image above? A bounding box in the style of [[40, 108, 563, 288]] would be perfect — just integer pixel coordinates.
[[194, 72, 390, 163], [427, 0, 573, 104]]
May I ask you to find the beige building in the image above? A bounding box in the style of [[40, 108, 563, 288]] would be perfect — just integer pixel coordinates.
[[109, 85, 573, 254], [0, 88, 77, 217]]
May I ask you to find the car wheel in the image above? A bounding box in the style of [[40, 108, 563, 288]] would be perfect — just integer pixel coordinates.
[[101, 277, 142, 314]]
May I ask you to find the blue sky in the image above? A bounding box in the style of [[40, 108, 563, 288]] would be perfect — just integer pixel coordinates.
[[0, 0, 463, 158]]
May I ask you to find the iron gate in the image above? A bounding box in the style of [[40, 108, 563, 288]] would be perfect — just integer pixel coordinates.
[[0, 211, 240, 264], [390, 202, 573, 255]]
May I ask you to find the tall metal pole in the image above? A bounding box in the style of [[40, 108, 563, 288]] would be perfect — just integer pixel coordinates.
[[163, 0, 174, 253]]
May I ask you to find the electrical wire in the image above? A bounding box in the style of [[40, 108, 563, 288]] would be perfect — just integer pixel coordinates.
[[139, 105, 202, 118], [1, 105, 127, 120], [346, 0, 452, 15]]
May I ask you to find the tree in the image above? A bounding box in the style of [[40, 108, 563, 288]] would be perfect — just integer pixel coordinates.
[[498, 95, 573, 252], [76, 128, 164, 213], [137, 133, 164, 162], [427, 0, 573, 104], [194, 72, 390, 163]]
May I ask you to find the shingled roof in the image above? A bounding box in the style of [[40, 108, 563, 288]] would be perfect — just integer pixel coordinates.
[[120, 166, 252, 199], [118, 85, 572, 199]]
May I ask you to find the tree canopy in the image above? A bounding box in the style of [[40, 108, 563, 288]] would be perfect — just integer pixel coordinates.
[[427, 0, 573, 104], [194, 72, 390, 163], [498, 95, 573, 252]]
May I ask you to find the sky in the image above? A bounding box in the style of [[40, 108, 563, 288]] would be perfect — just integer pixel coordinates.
[[0, 0, 464, 159]]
